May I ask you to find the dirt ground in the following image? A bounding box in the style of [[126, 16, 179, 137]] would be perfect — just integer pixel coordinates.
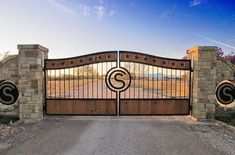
[[0, 116, 235, 155]]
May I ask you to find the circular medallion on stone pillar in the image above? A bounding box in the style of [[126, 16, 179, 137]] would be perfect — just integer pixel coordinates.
[[215, 80, 235, 109], [0, 80, 19, 111]]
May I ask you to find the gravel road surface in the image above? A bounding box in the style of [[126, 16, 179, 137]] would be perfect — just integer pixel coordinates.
[[1, 116, 235, 155]]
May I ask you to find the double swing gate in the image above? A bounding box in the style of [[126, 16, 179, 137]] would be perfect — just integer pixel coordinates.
[[44, 51, 191, 115]]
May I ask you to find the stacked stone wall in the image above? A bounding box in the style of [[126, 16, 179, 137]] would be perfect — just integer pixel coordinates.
[[188, 46, 235, 120], [215, 57, 235, 118], [0, 44, 48, 122], [0, 55, 19, 116]]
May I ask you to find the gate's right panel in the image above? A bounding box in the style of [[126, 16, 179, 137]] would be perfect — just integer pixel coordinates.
[[119, 51, 191, 115]]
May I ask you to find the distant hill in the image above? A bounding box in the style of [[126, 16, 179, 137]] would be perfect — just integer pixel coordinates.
[[144, 73, 179, 79]]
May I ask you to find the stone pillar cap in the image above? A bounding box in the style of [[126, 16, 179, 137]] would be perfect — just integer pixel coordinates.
[[187, 46, 218, 54], [17, 44, 48, 53]]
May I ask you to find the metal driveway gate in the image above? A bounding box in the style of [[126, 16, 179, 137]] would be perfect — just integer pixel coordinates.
[[44, 51, 191, 115]]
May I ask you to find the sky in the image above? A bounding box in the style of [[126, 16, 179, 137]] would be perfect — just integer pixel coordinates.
[[0, 0, 235, 59]]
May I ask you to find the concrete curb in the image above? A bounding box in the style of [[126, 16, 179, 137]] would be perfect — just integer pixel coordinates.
[[11, 120, 24, 126], [187, 115, 235, 132], [187, 115, 197, 122], [214, 120, 235, 133]]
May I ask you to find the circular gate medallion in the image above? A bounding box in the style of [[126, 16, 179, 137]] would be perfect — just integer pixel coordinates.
[[105, 67, 131, 92], [215, 80, 235, 109], [0, 80, 19, 106]]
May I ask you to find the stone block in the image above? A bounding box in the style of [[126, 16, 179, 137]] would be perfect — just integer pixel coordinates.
[[31, 80, 38, 89], [32, 94, 39, 101], [30, 64, 40, 70]]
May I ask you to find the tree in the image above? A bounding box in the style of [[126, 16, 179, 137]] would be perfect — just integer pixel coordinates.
[[216, 47, 224, 58], [182, 47, 235, 64], [76, 65, 98, 78], [0, 51, 11, 61], [223, 52, 235, 64], [216, 48, 235, 64]]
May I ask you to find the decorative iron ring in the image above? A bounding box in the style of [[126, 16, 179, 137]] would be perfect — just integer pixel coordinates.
[[105, 67, 131, 92]]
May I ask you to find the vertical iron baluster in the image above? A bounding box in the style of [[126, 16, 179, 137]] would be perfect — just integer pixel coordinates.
[[148, 65, 150, 98], [184, 71, 186, 99], [57, 70, 59, 98], [73, 68, 75, 98], [62, 69, 64, 98], [161, 68, 164, 98], [134, 62, 135, 98], [92, 64, 93, 98], [106, 62, 108, 98], [111, 62, 113, 98], [55, 70, 57, 98], [186, 70, 187, 99], [189, 69, 191, 100], [78, 67, 79, 99], [71, 68, 72, 98], [171, 69, 172, 99], [166, 69, 167, 98], [143, 64, 144, 98], [68, 69, 70, 98], [102, 63, 103, 99], [97, 63, 98, 98], [59, 70, 61, 98], [157, 67, 158, 98], [64, 69, 65, 98], [152, 66, 154, 99], [49, 70, 51, 98], [175, 70, 177, 98], [83, 66, 85, 98], [47, 70, 49, 98], [138, 63, 140, 98], [69, 68, 71, 98], [129, 62, 131, 98], [87, 65, 89, 98], [180, 70, 181, 99], [124, 62, 126, 99]]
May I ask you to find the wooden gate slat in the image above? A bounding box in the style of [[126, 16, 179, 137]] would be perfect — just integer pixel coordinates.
[[46, 99, 116, 115]]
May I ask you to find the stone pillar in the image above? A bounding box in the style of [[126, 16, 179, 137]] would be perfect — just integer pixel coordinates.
[[18, 44, 48, 122], [187, 46, 217, 120]]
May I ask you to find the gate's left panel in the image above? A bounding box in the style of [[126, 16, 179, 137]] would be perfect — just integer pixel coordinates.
[[44, 51, 117, 115]]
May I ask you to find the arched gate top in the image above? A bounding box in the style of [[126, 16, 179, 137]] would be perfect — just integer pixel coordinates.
[[119, 51, 190, 70], [45, 51, 117, 70], [45, 50, 191, 70]]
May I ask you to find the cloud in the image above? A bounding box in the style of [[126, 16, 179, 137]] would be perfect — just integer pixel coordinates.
[[47, 0, 76, 15], [93, 5, 105, 20], [78, 1, 115, 21], [78, 4, 91, 16], [194, 34, 235, 50], [161, 4, 177, 20], [99, 0, 103, 4], [230, 36, 235, 42], [109, 10, 115, 16], [190, 0, 207, 7]]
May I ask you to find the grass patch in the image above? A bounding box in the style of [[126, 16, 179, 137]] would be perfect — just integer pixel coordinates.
[[0, 115, 19, 125]]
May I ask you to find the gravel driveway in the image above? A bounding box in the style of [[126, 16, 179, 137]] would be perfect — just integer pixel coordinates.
[[1, 116, 235, 155]]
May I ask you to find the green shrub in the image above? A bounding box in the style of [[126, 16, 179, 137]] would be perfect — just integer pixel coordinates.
[[0, 115, 19, 124]]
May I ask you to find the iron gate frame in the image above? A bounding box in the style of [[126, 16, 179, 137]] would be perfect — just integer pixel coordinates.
[[44, 51, 118, 116], [44, 51, 192, 116], [118, 51, 192, 115]]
